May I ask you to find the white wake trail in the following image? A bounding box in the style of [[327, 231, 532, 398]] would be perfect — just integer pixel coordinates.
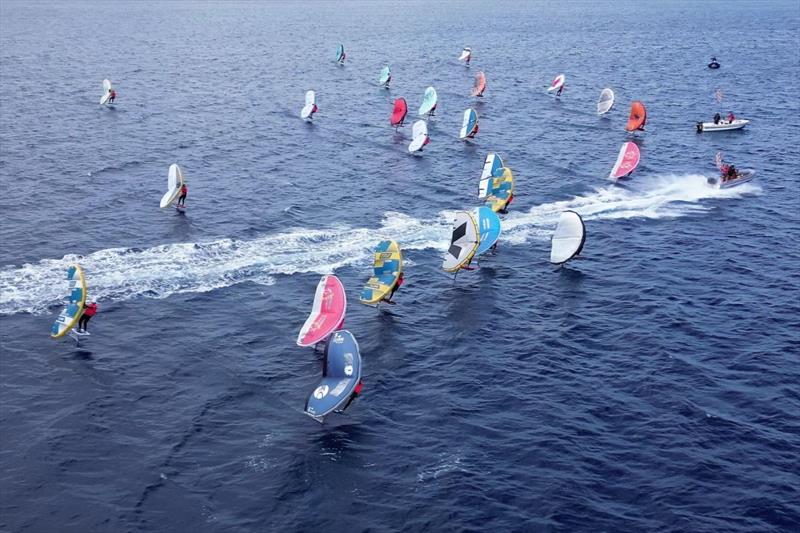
[[0, 174, 757, 315]]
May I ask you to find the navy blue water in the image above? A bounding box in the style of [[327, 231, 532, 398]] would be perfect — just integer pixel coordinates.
[[1, 1, 799, 531]]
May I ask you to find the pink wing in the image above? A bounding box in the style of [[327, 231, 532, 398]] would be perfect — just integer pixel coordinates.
[[610, 142, 641, 179], [297, 275, 347, 346]]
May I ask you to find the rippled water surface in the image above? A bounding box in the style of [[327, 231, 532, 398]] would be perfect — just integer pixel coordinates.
[[1, 1, 799, 532]]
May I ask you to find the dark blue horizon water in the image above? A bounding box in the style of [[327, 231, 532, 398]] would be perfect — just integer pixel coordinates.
[[1, 1, 799, 531]]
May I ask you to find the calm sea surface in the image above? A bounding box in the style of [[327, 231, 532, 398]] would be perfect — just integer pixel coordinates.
[[1, 1, 799, 531]]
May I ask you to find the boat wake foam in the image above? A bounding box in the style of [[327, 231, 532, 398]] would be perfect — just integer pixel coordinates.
[[502, 172, 758, 243], [0, 174, 758, 315]]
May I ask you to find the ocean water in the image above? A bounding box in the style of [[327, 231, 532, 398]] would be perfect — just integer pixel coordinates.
[[1, 1, 799, 531]]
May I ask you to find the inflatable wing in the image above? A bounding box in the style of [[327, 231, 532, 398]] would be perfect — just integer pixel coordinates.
[[296, 274, 346, 347], [483, 167, 514, 212], [459, 108, 479, 139], [301, 90, 317, 119], [359, 240, 403, 305], [597, 88, 614, 115], [609, 142, 640, 180], [626, 101, 647, 131], [548, 74, 565, 92], [408, 120, 429, 153], [471, 71, 486, 97], [550, 211, 586, 264], [418, 86, 437, 115], [442, 211, 479, 272], [391, 98, 408, 127], [51, 265, 87, 338], [304, 330, 362, 422], [379, 65, 391, 86], [475, 206, 501, 257], [160, 163, 184, 208], [481, 152, 504, 180], [100, 79, 113, 104]]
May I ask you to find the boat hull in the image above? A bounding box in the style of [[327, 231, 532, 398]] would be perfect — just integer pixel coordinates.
[[696, 119, 749, 132], [707, 169, 756, 189]]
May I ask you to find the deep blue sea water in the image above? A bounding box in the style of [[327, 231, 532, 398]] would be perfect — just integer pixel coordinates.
[[1, 1, 799, 531]]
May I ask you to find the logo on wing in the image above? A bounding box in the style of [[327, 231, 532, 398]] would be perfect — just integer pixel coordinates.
[[321, 286, 335, 307], [309, 315, 326, 334]]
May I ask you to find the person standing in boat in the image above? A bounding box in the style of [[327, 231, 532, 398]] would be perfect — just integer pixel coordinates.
[[727, 111, 735, 123], [723, 164, 737, 182], [713, 112, 721, 124]]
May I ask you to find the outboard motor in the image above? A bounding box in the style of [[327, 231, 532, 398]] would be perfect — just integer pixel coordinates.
[[696, 122, 704, 133]]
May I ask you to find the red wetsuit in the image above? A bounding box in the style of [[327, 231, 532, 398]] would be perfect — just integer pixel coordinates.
[[78, 302, 97, 331]]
